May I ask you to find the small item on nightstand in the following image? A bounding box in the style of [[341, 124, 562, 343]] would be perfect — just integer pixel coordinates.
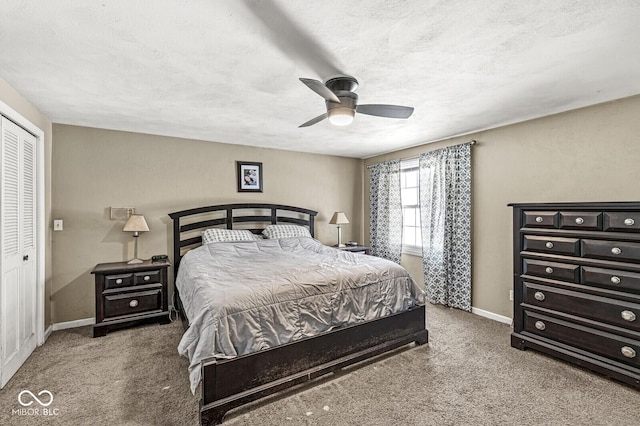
[[346, 241, 358, 246], [152, 254, 168, 262]]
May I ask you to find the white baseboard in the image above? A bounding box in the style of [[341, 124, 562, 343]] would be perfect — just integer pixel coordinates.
[[44, 325, 53, 342], [52, 317, 95, 331], [471, 307, 512, 325]]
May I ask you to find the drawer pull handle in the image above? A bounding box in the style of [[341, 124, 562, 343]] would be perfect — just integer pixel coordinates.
[[575, 217, 584, 225], [545, 267, 554, 274], [621, 310, 637, 322], [535, 321, 546, 331], [115, 278, 123, 285], [545, 242, 554, 249], [611, 276, 621, 284], [621, 346, 637, 359], [535, 216, 544, 223], [611, 247, 622, 255], [534, 291, 545, 301], [144, 275, 150, 281], [129, 300, 139, 308], [625, 218, 635, 226]]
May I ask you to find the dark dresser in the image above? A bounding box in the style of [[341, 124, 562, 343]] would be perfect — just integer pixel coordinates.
[[91, 259, 170, 337], [510, 202, 640, 388]]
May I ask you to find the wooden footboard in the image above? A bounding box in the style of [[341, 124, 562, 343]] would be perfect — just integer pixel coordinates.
[[199, 304, 428, 425]]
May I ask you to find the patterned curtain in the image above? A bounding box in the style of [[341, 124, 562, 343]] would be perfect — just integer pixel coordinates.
[[419, 143, 472, 311], [369, 159, 403, 264]]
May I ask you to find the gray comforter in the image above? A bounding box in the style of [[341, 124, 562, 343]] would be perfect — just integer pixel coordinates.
[[176, 237, 424, 393]]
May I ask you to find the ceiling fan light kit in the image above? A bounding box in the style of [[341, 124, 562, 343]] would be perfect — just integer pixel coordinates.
[[328, 108, 355, 126], [299, 75, 414, 128]]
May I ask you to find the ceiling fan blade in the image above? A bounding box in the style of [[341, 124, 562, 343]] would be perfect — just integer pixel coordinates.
[[299, 78, 341, 103], [356, 104, 414, 119], [299, 113, 328, 128]]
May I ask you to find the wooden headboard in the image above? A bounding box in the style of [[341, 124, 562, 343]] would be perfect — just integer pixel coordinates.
[[168, 203, 318, 277]]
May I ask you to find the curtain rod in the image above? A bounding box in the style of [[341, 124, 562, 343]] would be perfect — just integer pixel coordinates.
[[366, 140, 476, 169]]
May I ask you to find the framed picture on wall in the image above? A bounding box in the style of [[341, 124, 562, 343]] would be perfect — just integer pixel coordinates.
[[236, 161, 263, 192]]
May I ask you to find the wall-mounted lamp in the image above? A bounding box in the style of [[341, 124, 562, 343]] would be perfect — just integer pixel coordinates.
[[329, 211, 349, 247], [123, 214, 149, 264]]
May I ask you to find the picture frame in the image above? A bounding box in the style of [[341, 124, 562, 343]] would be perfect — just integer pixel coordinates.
[[236, 161, 263, 192]]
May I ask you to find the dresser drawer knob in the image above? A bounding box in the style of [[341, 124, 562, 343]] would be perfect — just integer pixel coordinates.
[[144, 275, 150, 281], [535, 216, 544, 223], [545, 267, 554, 274], [621, 346, 637, 359], [534, 291, 546, 301], [575, 217, 584, 225], [129, 300, 139, 308], [611, 247, 622, 255], [621, 310, 637, 322], [115, 278, 123, 284], [611, 276, 621, 284], [625, 218, 635, 226], [545, 242, 554, 249], [535, 321, 546, 331]]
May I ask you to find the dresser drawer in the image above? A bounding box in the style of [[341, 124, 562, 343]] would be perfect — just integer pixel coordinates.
[[523, 235, 580, 256], [134, 270, 161, 284], [524, 311, 640, 368], [104, 288, 163, 319], [523, 282, 640, 331], [523, 259, 580, 283], [582, 266, 640, 293], [105, 273, 134, 290], [558, 211, 602, 231], [581, 239, 640, 263], [523, 211, 558, 228], [604, 212, 640, 233]]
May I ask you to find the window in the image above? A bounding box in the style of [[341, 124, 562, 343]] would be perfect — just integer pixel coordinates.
[[401, 159, 421, 255]]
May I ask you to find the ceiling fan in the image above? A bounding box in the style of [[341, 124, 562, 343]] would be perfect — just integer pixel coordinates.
[[299, 75, 414, 127]]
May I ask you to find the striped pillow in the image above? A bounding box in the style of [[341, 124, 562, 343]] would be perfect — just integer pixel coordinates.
[[262, 224, 311, 239], [202, 228, 258, 244]]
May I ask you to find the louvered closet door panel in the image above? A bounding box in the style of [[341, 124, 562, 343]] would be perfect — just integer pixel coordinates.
[[20, 129, 37, 342], [2, 119, 21, 363], [1, 117, 38, 388]]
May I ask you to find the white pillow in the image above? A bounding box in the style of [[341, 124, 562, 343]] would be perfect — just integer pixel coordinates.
[[202, 228, 258, 244], [262, 224, 312, 239]]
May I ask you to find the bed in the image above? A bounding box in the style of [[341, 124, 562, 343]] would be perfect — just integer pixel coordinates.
[[169, 203, 428, 425]]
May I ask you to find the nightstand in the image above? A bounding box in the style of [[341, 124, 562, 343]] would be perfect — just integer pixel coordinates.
[[337, 245, 370, 255], [91, 259, 170, 337]]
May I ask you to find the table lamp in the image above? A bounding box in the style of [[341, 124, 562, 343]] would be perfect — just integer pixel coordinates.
[[329, 212, 349, 247], [123, 214, 149, 264]]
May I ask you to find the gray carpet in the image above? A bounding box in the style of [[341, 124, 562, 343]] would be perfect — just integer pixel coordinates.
[[1, 305, 639, 425]]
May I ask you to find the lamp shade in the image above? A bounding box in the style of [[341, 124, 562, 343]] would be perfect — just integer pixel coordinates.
[[329, 212, 349, 225], [123, 214, 149, 232]]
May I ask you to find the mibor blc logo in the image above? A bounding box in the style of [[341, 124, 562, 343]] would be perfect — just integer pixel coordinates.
[[11, 390, 59, 417]]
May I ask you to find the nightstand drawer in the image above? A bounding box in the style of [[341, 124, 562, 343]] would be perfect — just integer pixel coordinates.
[[104, 288, 162, 319], [134, 270, 161, 284], [105, 273, 134, 290]]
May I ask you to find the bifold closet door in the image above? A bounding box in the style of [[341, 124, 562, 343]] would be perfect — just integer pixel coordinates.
[[0, 116, 37, 388]]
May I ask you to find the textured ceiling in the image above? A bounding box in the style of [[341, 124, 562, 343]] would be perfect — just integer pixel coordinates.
[[1, 0, 639, 158]]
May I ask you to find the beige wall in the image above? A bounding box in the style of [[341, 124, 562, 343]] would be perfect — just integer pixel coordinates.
[[0, 77, 53, 328], [364, 94, 640, 318], [51, 125, 362, 323]]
